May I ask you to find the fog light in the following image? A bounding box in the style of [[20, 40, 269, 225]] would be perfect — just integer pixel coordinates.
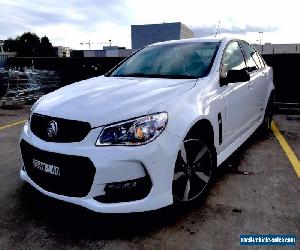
[[94, 176, 152, 203], [106, 180, 137, 191]]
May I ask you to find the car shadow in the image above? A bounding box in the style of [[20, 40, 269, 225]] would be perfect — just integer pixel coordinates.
[[16, 130, 271, 242], [17, 183, 200, 242], [215, 129, 271, 179]]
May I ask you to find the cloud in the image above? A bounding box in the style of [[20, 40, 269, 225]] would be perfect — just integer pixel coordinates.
[[0, 0, 296, 48], [0, 0, 131, 38], [192, 24, 278, 38]]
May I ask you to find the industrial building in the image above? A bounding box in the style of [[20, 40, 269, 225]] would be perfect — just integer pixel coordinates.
[[131, 22, 194, 49], [54, 46, 71, 57], [71, 22, 194, 58]]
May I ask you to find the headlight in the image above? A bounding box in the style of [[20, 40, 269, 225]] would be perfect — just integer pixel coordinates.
[[96, 112, 168, 146], [28, 97, 43, 122]]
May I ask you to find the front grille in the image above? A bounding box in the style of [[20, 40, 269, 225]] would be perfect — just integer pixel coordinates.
[[30, 113, 91, 143], [20, 140, 96, 197]]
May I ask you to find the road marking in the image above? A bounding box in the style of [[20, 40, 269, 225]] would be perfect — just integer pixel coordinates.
[[0, 120, 27, 131], [271, 121, 300, 178]]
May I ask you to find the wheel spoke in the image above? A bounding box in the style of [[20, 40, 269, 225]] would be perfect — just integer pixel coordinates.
[[193, 146, 208, 164], [180, 143, 188, 164], [174, 171, 185, 181], [195, 171, 209, 183], [182, 178, 191, 201]]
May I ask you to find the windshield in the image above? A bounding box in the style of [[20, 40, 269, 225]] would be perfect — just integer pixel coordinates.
[[110, 42, 220, 79]]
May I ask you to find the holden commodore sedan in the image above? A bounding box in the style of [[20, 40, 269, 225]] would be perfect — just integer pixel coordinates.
[[19, 38, 274, 213]]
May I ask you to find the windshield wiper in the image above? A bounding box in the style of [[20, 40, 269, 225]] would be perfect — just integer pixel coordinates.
[[162, 74, 197, 79], [114, 73, 150, 77], [113, 73, 197, 79]]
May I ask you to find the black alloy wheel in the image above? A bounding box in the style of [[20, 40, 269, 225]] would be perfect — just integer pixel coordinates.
[[172, 138, 214, 202]]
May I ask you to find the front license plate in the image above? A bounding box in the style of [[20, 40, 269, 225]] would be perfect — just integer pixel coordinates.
[[32, 159, 61, 176]]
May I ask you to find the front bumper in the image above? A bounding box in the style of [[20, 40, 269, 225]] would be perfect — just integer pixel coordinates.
[[20, 122, 182, 213]]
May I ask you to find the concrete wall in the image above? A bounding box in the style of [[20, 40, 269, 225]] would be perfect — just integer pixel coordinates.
[[82, 49, 134, 58], [5, 54, 300, 103], [253, 43, 300, 54], [106, 49, 118, 57], [118, 49, 135, 57], [83, 50, 96, 57], [263, 54, 300, 103]]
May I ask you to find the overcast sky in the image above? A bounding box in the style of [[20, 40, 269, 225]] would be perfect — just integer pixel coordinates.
[[0, 0, 298, 49]]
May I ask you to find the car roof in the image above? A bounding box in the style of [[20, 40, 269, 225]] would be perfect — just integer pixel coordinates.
[[150, 37, 233, 46]]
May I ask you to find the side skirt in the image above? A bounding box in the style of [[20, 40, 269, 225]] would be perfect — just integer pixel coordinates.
[[216, 116, 263, 167]]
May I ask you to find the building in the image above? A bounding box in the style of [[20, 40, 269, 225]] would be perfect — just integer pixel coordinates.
[[131, 22, 194, 49], [253, 43, 300, 54], [54, 46, 71, 57]]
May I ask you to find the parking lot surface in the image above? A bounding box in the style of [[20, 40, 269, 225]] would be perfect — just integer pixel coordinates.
[[0, 106, 299, 250]]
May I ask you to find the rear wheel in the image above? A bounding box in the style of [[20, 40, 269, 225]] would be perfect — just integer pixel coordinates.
[[258, 95, 274, 136], [172, 138, 215, 203]]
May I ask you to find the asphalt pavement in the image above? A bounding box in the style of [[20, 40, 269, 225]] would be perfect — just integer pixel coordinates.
[[0, 106, 299, 250]]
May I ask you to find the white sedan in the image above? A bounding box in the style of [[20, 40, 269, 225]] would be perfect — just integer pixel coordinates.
[[20, 37, 274, 213]]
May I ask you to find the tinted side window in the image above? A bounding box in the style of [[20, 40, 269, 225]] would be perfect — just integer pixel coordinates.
[[257, 53, 265, 68], [240, 42, 260, 72], [252, 52, 264, 69], [222, 42, 247, 71]]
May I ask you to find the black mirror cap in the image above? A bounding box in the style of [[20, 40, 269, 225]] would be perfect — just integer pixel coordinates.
[[220, 69, 250, 86]]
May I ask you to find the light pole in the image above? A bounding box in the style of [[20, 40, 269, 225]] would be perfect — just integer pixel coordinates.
[[258, 31, 263, 45]]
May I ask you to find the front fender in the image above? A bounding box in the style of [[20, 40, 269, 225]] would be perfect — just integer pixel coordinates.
[[149, 78, 225, 152]]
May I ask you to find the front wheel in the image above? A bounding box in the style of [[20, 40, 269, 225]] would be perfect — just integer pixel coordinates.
[[172, 138, 216, 203]]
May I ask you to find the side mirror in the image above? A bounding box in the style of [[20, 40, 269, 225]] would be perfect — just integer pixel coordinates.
[[220, 69, 250, 86]]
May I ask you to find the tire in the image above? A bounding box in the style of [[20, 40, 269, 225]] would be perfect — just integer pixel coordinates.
[[258, 94, 274, 136], [172, 137, 216, 204]]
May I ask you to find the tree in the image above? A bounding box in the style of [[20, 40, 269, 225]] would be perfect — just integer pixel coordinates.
[[40, 36, 55, 56], [3, 38, 19, 52], [3, 32, 55, 57], [17, 32, 40, 56]]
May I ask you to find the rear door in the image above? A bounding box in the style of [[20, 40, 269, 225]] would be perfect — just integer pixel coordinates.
[[221, 41, 254, 147], [240, 41, 269, 120]]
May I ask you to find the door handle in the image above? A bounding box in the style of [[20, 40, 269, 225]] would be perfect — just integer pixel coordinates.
[[262, 72, 269, 78]]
